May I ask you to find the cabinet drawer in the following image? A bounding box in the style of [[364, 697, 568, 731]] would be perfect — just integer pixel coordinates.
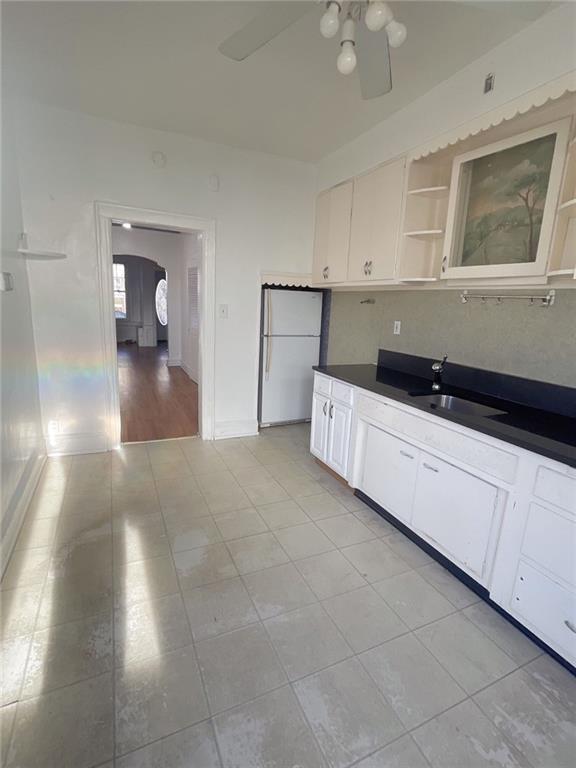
[[533, 466, 576, 516], [332, 380, 353, 406], [513, 561, 576, 663], [521, 503, 576, 588], [314, 374, 332, 397]]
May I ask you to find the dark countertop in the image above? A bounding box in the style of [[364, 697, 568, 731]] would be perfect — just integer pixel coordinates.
[[314, 363, 576, 469]]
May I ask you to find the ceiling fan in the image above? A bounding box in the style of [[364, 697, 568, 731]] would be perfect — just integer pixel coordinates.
[[218, 1, 407, 100]]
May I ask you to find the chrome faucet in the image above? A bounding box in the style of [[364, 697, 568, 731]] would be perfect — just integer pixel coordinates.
[[431, 355, 448, 391]]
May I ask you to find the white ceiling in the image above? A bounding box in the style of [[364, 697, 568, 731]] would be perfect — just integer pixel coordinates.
[[2, 1, 556, 161]]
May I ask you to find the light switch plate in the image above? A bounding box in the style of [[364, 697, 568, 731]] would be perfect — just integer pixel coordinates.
[[393, 320, 401, 335], [1, 272, 14, 292]]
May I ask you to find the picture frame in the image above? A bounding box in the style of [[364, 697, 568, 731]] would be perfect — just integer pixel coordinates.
[[441, 119, 571, 280]]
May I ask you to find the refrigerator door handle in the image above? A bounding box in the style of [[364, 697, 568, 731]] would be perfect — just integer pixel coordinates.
[[265, 290, 273, 377], [265, 335, 272, 378]]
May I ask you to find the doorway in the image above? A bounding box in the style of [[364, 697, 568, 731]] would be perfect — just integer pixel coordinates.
[[112, 240, 200, 442], [96, 203, 216, 447]]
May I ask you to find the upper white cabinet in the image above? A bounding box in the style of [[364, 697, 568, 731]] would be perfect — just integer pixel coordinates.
[[347, 159, 406, 282], [312, 90, 576, 289], [312, 181, 353, 284]]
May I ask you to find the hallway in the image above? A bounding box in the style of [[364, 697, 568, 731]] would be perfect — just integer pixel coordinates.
[[2, 425, 573, 768], [118, 342, 198, 443]]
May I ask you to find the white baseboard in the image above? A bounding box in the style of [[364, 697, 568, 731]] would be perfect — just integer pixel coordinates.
[[214, 419, 259, 440], [167, 358, 182, 367], [180, 362, 199, 383], [2, 451, 46, 576], [46, 431, 109, 456]]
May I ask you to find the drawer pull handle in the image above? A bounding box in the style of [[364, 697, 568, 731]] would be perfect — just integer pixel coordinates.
[[323, 402, 327, 416], [329, 404, 334, 419], [565, 620, 576, 634], [400, 450, 414, 460], [423, 462, 439, 473]]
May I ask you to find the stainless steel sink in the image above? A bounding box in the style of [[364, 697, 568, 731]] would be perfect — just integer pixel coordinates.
[[412, 393, 507, 418]]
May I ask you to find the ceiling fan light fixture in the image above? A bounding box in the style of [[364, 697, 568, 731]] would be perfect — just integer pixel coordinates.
[[365, 1, 393, 32], [386, 19, 407, 48], [337, 17, 357, 75], [320, 1, 341, 39]]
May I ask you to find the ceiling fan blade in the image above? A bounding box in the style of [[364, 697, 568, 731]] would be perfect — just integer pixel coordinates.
[[356, 21, 392, 100], [219, 2, 313, 61]]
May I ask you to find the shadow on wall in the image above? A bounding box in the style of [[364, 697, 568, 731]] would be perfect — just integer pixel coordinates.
[[327, 289, 576, 387]]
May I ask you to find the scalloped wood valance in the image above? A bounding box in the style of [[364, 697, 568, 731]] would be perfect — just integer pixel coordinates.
[[410, 71, 576, 161], [260, 272, 313, 287]]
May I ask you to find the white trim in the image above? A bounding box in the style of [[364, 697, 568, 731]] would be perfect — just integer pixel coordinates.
[[214, 419, 259, 440], [95, 202, 216, 444], [260, 271, 313, 287], [1, 452, 46, 575], [181, 361, 199, 384], [46, 432, 109, 457], [166, 358, 183, 367], [442, 119, 571, 281], [411, 72, 576, 161]]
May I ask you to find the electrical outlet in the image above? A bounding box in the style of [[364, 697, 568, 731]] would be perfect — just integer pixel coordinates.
[[393, 320, 401, 335], [484, 73, 495, 94], [0, 272, 14, 292]]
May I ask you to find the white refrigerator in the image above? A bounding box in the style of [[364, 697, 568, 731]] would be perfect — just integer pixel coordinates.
[[259, 289, 323, 426]]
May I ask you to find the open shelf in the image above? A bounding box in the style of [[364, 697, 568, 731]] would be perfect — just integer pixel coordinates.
[[558, 198, 576, 215], [407, 186, 449, 199], [404, 229, 444, 239], [18, 249, 67, 260]]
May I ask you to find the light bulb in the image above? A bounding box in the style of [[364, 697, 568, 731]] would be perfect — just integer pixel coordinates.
[[320, 2, 340, 39], [337, 18, 356, 75], [337, 41, 357, 75], [365, 1, 393, 32], [386, 19, 407, 48], [122, 222, 132, 230]]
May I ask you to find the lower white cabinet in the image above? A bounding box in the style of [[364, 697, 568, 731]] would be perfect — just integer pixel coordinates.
[[311, 392, 330, 459], [360, 424, 419, 524], [513, 561, 576, 662], [310, 381, 352, 479], [412, 452, 499, 581], [326, 400, 353, 478]]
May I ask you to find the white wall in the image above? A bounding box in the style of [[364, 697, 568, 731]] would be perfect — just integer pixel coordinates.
[[15, 103, 316, 450], [1, 103, 45, 556], [318, 3, 576, 189]]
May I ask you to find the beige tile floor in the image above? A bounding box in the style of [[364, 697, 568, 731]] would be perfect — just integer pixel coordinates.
[[1, 424, 575, 767]]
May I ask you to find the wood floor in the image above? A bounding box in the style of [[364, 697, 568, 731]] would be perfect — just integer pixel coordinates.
[[118, 342, 198, 443]]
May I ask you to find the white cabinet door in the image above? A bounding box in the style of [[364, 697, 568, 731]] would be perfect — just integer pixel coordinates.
[[360, 424, 419, 524], [310, 392, 330, 461], [326, 400, 352, 478], [348, 158, 406, 282], [513, 561, 576, 665], [412, 453, 498, 580], [312, 182, 353, 284]]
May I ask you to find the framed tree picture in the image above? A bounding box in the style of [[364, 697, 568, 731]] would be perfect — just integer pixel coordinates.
[[442, 119, 570, 280]]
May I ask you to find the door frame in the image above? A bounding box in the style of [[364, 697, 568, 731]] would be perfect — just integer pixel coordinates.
[[95, 202, 216, 445]]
